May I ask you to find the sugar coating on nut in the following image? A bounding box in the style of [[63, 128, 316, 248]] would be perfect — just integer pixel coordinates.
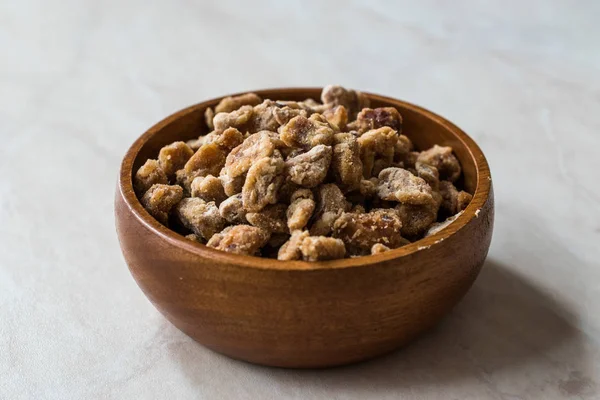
[[213, 105, 253, 132], [215, 93, 262, 114], [284, 144, 332, 188], [278, 230, 310, 261], [417, 145, 461, 183], [184, 142, 226, 180], [207, 225, 270, 256], [246, 203, 288, 233], [377, 167, 434, 205], [141, 184, 183, 225], [174, 197, 226, 241], [331, 132, 363, 190], [358, 127, 398, 178], [322, 105, 348, 131], [134, 159, 168, 195], [439, 181, 472, 215], [300, 236, 346, 261], [287, 189, 316, 232], [158, 141, 194, 179], [190, 175, 227, 204], [218, 193, 247, 224], [279, 115, 334, 150], [242, 153, 284, 212], [349, 107, 402, 133]]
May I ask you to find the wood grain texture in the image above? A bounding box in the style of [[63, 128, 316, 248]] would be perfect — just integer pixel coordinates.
[[115, 88, 494, 368]]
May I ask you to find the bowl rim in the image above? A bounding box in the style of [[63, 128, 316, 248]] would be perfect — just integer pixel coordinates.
[[118, 87, 492, 271]]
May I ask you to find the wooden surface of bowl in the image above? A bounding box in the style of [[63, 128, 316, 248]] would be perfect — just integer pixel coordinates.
[[115, 88, 494, 368]]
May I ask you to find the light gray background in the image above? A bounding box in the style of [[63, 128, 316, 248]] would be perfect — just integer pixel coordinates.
[[2, 0, 600, 399]]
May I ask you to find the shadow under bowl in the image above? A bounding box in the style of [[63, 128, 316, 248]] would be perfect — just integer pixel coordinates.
[[115, 88, 494, 368]]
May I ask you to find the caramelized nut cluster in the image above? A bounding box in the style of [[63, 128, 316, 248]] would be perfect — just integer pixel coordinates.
[[134, 86, 471, 261]]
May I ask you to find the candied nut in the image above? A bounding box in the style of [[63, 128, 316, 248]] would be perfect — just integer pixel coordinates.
[[215, 127, 244, 151], [310, 184, 351, 236], [246, 203, 288, 233], [134, 159, 168, 195], [184, 142, 227, 179], [394, 134, 414, 162], [207, 225, 270, 256], [215, 92, 262, 114], [218, 193, 247, 224], [246, 100, 282, 132], [242, 153, 285, 212], [359, 178, 378, 197], [174, 197, 226, 240], [205, 107, 215, 130], [416, 162, 440, 191], [186, 131, 218, 150], [213, 105, 253, 132], [439, 181, 472, 215], [371, 243, 391, 254], [358, 127, 398, 178], [332, 209, 405, 254], [224, 131, 281, 178], [278, 115, 334, 150], [331, 132, 363, 190], [321, 85, 370, 117], [278, 230, 309, 261], [300, 236, 346, 261], [349, 107, 402, 133], [190, 175, 227, 204], [287, 190, 316, 231], [284, 144, 332, 188], [322, 105, 348, 131], [395, 203, 438, 237], [273, 105, 308, 126], [140, 184, 183, 225], [417, 145, 461, 182], [402, 151, 420, 169], [426, 211, 464, 237], [377, 167, 434, 205], [158, 141, 194, 179], [220, 171, 245, 196]]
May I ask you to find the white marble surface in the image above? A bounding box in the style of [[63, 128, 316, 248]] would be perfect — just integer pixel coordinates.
[[2, 0, 600, 398]]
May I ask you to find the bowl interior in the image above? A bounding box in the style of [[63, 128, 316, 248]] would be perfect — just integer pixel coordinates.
[[123, 88, 488, 268]]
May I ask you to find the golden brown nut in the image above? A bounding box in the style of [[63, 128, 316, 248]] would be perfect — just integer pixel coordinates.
[[204, 107, 215, 130], [216, 127, 244, 151], [218, 193, 247, 224], [190, 175, 227, 204], [300, 236, 346, 261], [284, 144, 332, 188], [224, 131, 281, 178], [322, 105, 348, 131], [213, 105, 253, 132], [417, 145, 461, 182], [358, 127, 398, 178], [140, 184, 183, 225], [277, 230, 310, 261], [371, 243, 391, 254], [310, 184, 351, 236], [184, 142, 227, 179], [439, 181, 472, 215], [321, 85, 370, 117], [349, 107, 402, 133], [332, 209, 405, 255], [395, 203, 438, 237], [331, 132, 363, 190], [415, 162, 440, 192], [207, 225, 270, 256], [174, 197, 226, 240], [394, 134, 414, 163], [158, 141, 194, 179], [377, 167, 434, 205], [215, 93, 262, 114], [134, 159, 168, 195], [287, 189, 316, 232], [242, 153, 285, 212], [246, 203, 288, 234], [278, 115, 334, 150]]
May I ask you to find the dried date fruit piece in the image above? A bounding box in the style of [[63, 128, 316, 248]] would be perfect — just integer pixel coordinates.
[[321, 85, 370, 117], [377, 167, 434, 205], [205, 107, 215, 130], [190, 175, 227, 204], [415, 162, 440, 191], [174, 198, 226, 241], [439, 181, 472, 215], [358, 127, 398, 178], [426, 211, 464, 237], [371, 243, 391, 254], [207, 225, 270, 256], [246, 203, 288, 233], [224, 131, 281, 178], [348, 107, 402, 133], [213, 105, 253, 132], [417, 145, 461, 182], [284, 144, 332, 188], [158, 141, 194, 179], [332, 209, 405, 254], [278, 115, 334, 150], [310, 184, 351, 236], [287, 189, 316, 231], [395, 203, 438, 237], [215, 92, 262, 114], [331, 132, 363, 190], [321, 105, 348, 131], [184, 142, 227, 179], [300, 236, 346, 261], [218, 193, 247, 224], [278, 230, 309, 261], [242, 153, 285, 212], [134, 159, 168, 195], [141, 184, 183, 225]]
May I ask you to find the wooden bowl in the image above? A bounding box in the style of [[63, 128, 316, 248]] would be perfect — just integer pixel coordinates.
[[115, 88, 494, 368]]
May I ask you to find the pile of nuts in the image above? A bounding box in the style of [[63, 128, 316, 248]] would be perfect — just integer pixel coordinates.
[[134, 86, 472, 261]]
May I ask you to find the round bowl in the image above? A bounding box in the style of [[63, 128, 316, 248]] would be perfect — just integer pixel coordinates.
[[115, 88, 494, 368]]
